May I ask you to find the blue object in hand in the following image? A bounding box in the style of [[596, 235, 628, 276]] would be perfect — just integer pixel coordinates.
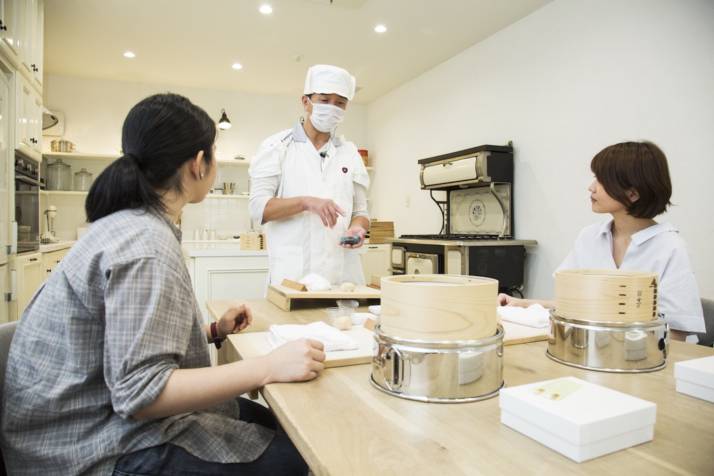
[[340, 235, 360, 245]]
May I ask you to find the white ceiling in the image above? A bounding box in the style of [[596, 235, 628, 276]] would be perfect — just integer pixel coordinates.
[[44, 0, 551, 103]]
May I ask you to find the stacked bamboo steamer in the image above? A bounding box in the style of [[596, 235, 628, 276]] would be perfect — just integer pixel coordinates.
[[380, 274, 498, 341], [555, 269, 658, 323]]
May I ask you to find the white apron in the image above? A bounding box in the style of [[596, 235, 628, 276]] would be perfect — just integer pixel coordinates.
[[254, 124, 369, 286]]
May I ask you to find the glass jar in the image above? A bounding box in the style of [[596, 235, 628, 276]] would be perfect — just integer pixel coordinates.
[[46, 159, 72, 191], [74, 167, 93, 191]]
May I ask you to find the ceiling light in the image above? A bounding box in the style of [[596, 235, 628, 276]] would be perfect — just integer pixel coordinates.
[[231, 62, 243, 70], [259, 4, 273, 15], [218, 109, 232, 130], [374, 24, 387, 34], [123, 50, 136, 59]]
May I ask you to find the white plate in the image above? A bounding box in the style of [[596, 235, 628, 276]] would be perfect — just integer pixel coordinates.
[[368, 305, 381, 315]]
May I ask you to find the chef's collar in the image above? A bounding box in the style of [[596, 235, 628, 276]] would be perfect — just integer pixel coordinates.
[[293, 120, 343, 147]]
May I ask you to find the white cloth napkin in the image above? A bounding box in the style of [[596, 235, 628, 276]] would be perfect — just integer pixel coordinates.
[[268, 322, 358, 352], [497, 304, 551, 328], [299, 273, 331, 292]]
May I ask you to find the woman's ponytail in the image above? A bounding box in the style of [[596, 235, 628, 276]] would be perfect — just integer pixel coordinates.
[[85, 154, 162, 222], [84, 93, 216, 223]]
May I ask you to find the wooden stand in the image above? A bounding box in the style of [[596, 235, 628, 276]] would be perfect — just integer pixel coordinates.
[[267, 284, 381, 311]]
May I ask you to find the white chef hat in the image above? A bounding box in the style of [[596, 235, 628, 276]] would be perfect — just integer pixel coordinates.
[[303, 64, 356, 101]]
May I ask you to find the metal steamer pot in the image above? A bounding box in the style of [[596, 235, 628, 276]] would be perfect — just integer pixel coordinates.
[[371, 324, 504, 403], [546, 312, 669, 373]]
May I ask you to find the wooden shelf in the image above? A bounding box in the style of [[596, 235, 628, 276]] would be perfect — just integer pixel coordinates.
[[43, 152, 118, 161], [216, 159, 250, 167], [206, 194, 250, 199], [41, 190, 88, 196]]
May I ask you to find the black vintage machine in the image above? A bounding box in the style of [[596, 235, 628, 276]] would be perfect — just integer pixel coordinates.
[[389, 144, 536, 294]]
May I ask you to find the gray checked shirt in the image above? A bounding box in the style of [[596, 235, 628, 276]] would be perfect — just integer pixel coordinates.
[[1, 209, 273, 475]]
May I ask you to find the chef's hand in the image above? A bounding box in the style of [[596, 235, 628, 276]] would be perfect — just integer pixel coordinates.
[[340, 225, 367, 249], [217, 304, 253, 338], [497, 293, 526, 307], [263, 338, 326, 383], [303, 197, 345, 228]]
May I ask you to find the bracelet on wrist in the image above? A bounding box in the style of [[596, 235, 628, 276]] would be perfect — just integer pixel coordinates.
[[210, 321, 223, 349]]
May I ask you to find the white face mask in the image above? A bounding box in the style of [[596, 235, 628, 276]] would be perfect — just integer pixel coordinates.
[[308, 100, 345, 133]]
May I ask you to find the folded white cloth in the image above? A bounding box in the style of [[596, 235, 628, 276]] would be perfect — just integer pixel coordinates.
[[299, 273, 331, 292], [497, 304, 550, 328], [268, 322, 358, 352]]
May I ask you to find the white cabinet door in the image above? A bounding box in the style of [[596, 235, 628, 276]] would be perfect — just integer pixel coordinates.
[[360, 244, 392, 284], [10, 251, 42, 320], [0, 0, 23, 57], [14, 75, 40, 155], [193, 255, 268, 324], [31, 0, 42, 86], [0, 67, 9, 264], [0, 263, 8, 323], [14, 74, 28, 150]]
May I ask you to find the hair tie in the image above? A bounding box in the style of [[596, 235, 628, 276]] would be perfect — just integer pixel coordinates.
[[123, 153, 141, 165]]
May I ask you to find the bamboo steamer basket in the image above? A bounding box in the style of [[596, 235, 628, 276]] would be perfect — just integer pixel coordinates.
[[555, 269, 658, 323], [380, 274, 498, 341]]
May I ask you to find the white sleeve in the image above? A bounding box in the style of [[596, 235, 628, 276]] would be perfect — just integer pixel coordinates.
[[249, 175, 280, 224], [249, 140, 283, 223], [352, 183, 369, 219], [657, 245, 705, 333]]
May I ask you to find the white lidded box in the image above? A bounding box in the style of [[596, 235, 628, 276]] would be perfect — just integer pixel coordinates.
[[499, 377, 656, 463], [674, 356, 714, 403]]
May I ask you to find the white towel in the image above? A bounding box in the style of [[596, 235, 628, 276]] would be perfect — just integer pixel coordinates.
[[298, 273, 331, 292], [497, 304, 551, 328], [268, 322, 358, 352]]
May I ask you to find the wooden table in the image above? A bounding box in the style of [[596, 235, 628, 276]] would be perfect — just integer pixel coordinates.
[[209, 300, 714, 476]]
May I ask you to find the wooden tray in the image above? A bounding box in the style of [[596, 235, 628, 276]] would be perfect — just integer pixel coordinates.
[[267, 284, 381, 311], [227, 326, 376, 368]]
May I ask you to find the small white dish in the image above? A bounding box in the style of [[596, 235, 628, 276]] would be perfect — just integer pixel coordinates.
[[368, 305, 381, 316]]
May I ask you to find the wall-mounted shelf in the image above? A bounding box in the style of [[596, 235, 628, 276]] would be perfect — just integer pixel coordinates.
[[206, 194, 250, 200], [41, 190, 88, 197], [43, 152, 118, 161], [216, 159, 250, 167]]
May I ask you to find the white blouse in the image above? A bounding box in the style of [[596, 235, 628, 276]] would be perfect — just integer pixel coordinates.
[[557, 219, 705, 333]]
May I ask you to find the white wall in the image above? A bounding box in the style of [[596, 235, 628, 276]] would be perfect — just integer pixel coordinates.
[[42, 74, 369, 238], [367, 0, 714, 298]]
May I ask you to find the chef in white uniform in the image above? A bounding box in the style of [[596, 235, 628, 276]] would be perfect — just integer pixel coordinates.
[[249, 64, 370, 286]]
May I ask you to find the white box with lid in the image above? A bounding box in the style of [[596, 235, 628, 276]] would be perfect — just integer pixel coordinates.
[[499, 377, 656, 462], [674, 356, 714, 403]]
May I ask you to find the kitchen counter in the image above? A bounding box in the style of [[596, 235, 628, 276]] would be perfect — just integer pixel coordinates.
[[39, 241, 75, 253], [182, 241, 267, 257], [388, 237, 538, 247]]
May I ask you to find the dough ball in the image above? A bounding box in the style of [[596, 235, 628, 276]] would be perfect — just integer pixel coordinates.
[[332, 315, 352, 330], [340, 282, 356, 292]]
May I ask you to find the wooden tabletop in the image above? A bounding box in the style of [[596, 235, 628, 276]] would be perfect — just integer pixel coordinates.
[[208, 300, 714, 476]]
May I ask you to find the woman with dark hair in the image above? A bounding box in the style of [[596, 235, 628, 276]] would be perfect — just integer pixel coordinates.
[[1, 93, 322, 475], [499, 141, 705, 340]]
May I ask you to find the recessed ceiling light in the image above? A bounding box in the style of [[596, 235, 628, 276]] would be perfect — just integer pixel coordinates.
[[123, 50, 136, 59], [232, 63, 243, 70], [374, 24, 387, 34], [259, 4, 273, 15]]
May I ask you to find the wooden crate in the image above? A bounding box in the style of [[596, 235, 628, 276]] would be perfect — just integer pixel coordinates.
[[240, 232, 266, 250], [368, 220, 394, 244]]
